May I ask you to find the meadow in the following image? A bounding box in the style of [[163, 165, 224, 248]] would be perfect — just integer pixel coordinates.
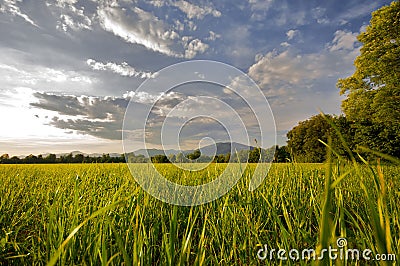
[[0, 161, 399, 265]]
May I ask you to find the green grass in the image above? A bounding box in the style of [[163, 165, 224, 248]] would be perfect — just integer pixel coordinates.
[[0, 162, 399, 265]]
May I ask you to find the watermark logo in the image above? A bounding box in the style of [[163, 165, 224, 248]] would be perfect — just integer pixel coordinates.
[[336, 237, 347, 248], [122, 60, 276, 206], [257, 237, 396, 262]]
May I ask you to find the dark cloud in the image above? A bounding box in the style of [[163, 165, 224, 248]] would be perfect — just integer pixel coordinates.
[[31, 92, 128, 119], [31, 92, 128, 140], [50, 116, 122, 140], [30, 91, 201, 142]]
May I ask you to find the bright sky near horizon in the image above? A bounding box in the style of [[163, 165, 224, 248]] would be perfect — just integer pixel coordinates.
[[0, 0, 393, 156]]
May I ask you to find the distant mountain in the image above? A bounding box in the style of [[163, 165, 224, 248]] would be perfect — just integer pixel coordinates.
[[200, 142, 254, 156], [132, 142, 254, 158], [32, 151, 123, 159], [87, 152, 122, 158], [133, 148, 181, 157]]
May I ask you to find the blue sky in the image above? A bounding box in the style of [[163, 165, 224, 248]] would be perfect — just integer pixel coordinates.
[[0, 0, 393, 155]]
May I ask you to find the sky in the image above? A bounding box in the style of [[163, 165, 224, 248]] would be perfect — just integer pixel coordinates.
[[0, 0, 393, 156]]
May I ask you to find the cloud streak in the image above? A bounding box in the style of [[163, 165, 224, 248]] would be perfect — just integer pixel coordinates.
[[0, 0, 39, 27], [97, 5, 180, 57], [96, 4, 210, 59], [86, 59, 155, 79]]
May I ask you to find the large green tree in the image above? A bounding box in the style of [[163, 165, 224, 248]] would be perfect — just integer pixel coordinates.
[[337, 1, 400, 157], [187, 149, 201, 160], [287, 114, 351, 163]]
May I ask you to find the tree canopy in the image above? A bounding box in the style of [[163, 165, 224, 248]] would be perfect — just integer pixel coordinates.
[[287, 114, 351, 163], [337, 1, 400, 157]]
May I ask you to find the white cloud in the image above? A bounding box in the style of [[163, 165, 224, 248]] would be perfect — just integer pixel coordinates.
[[184, 39, 209, 59], [172, 0, 221, 20], [247, 30, 361, 132], [55, 0, 78, 5], [328, 30, 359, 52], [0, 0, 39, 27], [286, 29, 299, 40], [97, 5, 208, 59], [97, 6, 180, 57], [56, 13, 91, 31], [122, 91, 160, 104], [248, 30, 361, 97], [148, 0, 165, 8], [87, 59, 155, 79], [123, 91, 185, 107], [43, 0, 93, 32], [249, 49, 353, 89], [206, 31, 221, 41]]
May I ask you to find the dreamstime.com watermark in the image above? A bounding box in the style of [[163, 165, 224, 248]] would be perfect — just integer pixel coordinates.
[[257, 238, 396, 262]]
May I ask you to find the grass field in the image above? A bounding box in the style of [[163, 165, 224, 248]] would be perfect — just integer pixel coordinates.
[[0, 161, 399, 265]]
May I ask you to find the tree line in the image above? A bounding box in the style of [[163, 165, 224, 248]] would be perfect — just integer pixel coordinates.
[[0, 146, 291, 164], [0, 153, 126, 164], [148, 147, 288, 164]]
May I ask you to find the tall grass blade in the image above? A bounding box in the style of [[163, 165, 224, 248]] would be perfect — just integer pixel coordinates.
[[47, 201, 122, 266]]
